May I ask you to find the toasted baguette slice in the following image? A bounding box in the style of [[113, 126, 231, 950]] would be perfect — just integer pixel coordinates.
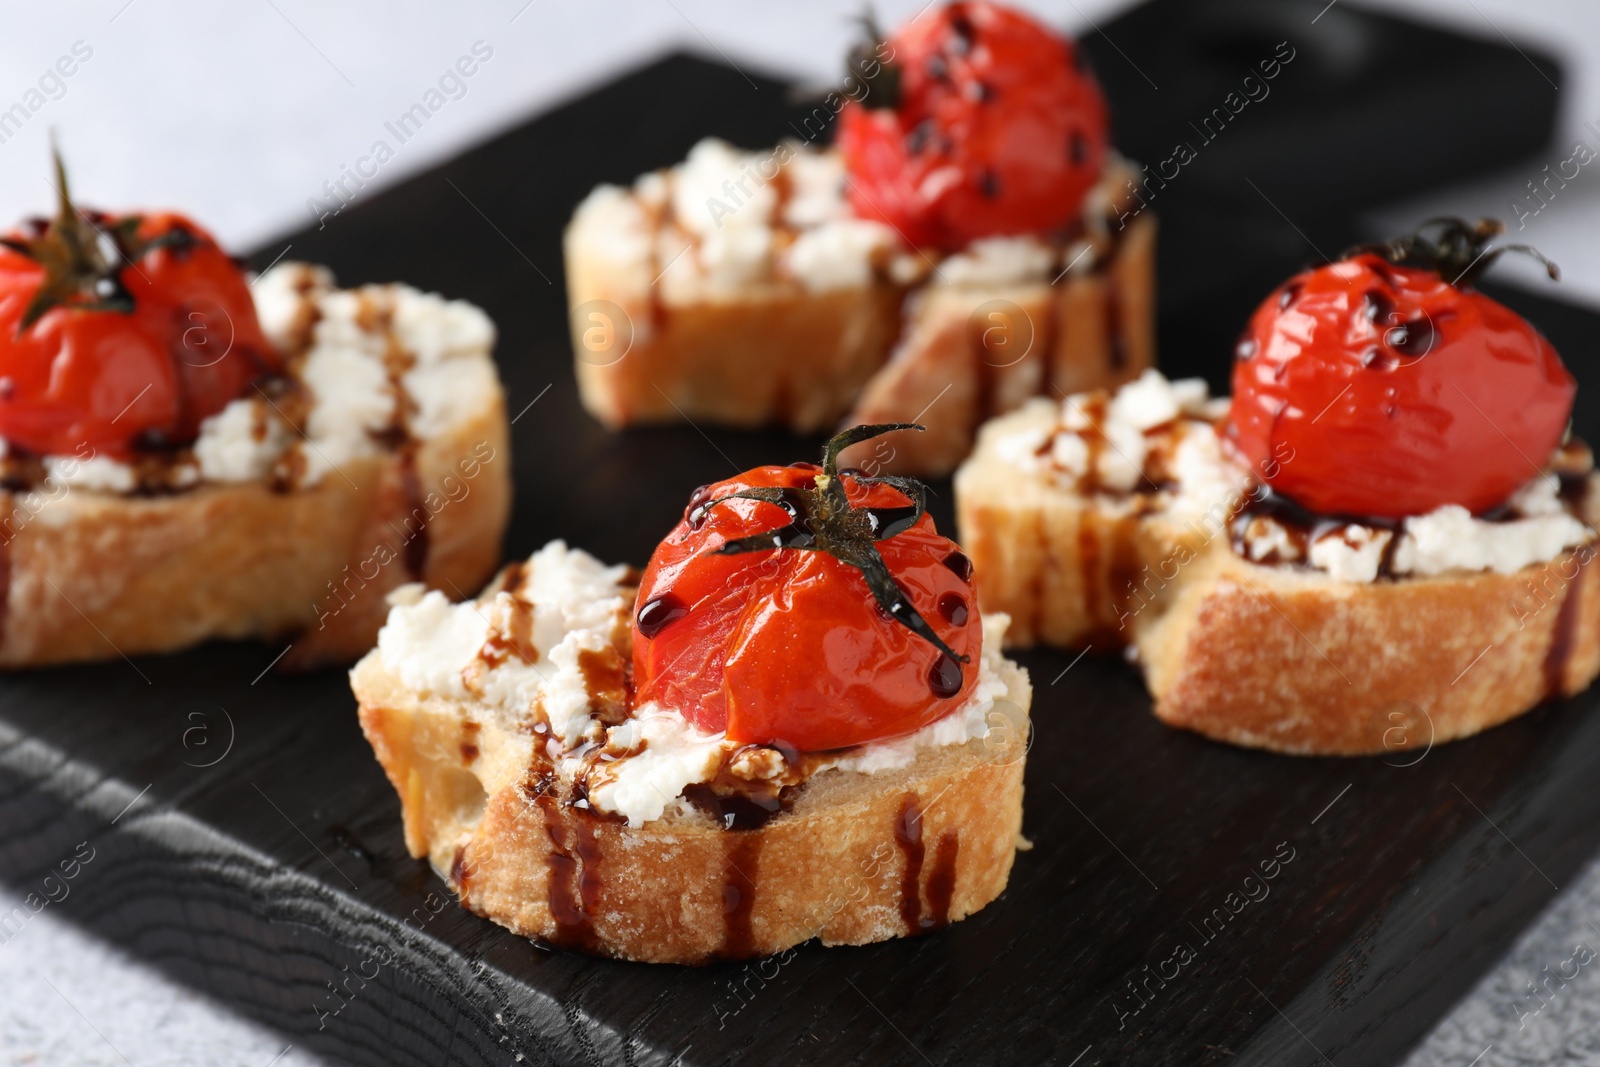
[[0, 266, 511, 668], [565, 141, 1153, 474], [840, 213, 1156, 475], [352, 568, 1032, 964], [957, 395, 1600, 755]]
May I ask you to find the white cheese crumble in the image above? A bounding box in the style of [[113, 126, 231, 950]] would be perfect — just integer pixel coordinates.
[[1307, 525, 1392, 582], [1281, 488, 1591, 584], [251, 261, 333, 354], [579, 706, 727, 827], [573, 138, 1127, 300], [377, 583, 496, 700], [1111, 369, 1210, 432], [1241, 517, 1299, 564], [43, 453, 137, 493], [1166, 422, 1250, 521], [672, 138, 777, 238], [377, 541, 630, 706], [936, 236, 1056, 287], [989, 370, 1595, 582], [783, 218, 898, 292], [193, 397, 289, 483], [696, 224, 774, 291], [993, 369, 1218, 495], [667, 139, 781, 291], [376, 540, 1025, 828], [1391, 498, 1590, 578], [295, 289, 402, 483], [567, 184, 657, 297], [782, 147, 847, 228]]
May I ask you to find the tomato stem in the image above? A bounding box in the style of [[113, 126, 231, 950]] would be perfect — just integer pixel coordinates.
[[1344, 217, 1559, 289], [846, 9, 902, 110], [702, 423, 970, 664], [0, 140, 147, 332]]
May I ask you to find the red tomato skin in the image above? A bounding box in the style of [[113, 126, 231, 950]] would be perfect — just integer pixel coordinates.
[[1226, 254, 1575, 518], [633, 466, 982, 751], [0, 302, 180, 454], [837, 0, 1109, 250], [0, 212, 278, 460]]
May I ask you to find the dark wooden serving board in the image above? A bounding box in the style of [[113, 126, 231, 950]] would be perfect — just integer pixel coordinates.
[[0, 3, 1589, 1064]]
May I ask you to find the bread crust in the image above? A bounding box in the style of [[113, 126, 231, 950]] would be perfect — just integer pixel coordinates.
[[841, 213, 1157, 476], [565, 152, 1154, 474], [956, 409, 1600, 754], [568, 273, 904, 434], [1143, 544, 1600, 754], [0, 388, 510, 669], [351, 623, 1032, 964]]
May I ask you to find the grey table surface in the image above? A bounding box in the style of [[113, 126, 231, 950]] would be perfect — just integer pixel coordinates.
[[1, 1, 1598, 1064]]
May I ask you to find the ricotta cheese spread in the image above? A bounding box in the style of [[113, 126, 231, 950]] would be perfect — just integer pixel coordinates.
[[992, 369, 1230, 500], [991, 369, 1596, 582], [377, 540, 1022, 828], [571, 137, 1133, 301]]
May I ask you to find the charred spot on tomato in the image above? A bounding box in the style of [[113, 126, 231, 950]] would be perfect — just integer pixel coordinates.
[[906, 118, 937, 155], [927, 53, 951, 81], [978, 170, 1001, 199], [929, 654, 965, 698], [1070, 131, 1088, 166], [967, 80, 994, 103], [1383, 316, 1435, 360], [949, 5, 977, 53], [938, 592, 968, 626], [1363, 289, 1393, 324], [1277, 282, 1302, 310], [152, 224, 199, 260], [941, 550, 974, 582], [636, 592, 689, 639]]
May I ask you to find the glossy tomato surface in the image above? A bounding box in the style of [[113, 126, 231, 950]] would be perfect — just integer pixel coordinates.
[[0, 212, 278, 459], [1226, 253, 1575, 518], [837, 0, 1108, 250], [633, 464, 981, 752]]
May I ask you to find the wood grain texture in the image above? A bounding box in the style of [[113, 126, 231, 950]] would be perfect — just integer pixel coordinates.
[[0, 9, 1586, 1065]]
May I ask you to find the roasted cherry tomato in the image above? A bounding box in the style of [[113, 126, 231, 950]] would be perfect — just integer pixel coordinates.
[[0, 153, 278, 460], [1225, 219, 1575, 518], [837, 0, 1109, 250], [633, 425, 981, 751]]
